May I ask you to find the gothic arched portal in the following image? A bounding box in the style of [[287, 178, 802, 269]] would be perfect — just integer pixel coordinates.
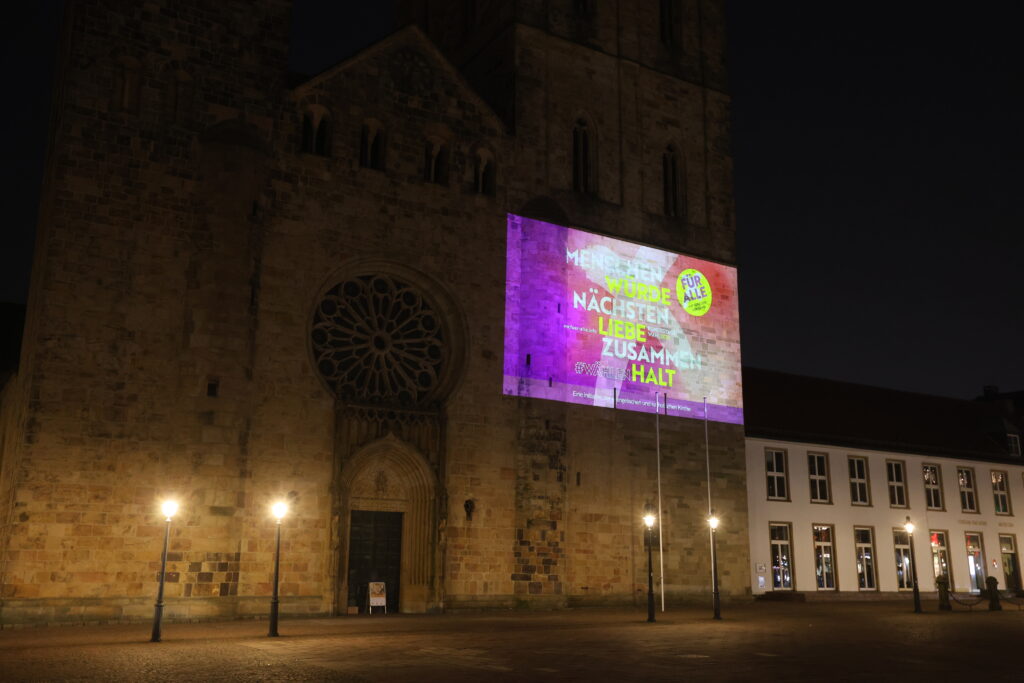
[[310, 261, 464, 614]]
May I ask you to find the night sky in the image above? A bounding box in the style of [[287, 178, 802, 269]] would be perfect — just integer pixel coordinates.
[[2, 2, 1022, 399]]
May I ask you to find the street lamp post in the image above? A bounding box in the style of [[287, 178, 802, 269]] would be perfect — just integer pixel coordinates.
[[643, 504, 656, 623], [269, 501, 288, 637], [150, 500, 178, 643], [709, 513, 721, 620], [905, 516, 922, 613]]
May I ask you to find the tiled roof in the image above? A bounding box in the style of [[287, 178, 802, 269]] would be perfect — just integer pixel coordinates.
[[742, 367, 1021, 463]]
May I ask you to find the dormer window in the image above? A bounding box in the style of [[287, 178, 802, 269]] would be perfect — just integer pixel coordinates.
[[1009, 433, 1022, 457]]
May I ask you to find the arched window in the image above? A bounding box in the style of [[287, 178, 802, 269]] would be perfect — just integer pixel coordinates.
[[301, 113, 315, 154], [662, 145, 682, 218], [360, 122, 385, 170], [299, 108, 331, 157], [660, 0, 678, 47], [474, 148, 496, 196], [314, 115, 331, 156], [424, 137, 449, 185], [572, 119, 593, 194]]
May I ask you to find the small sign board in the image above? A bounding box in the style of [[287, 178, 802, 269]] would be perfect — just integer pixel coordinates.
[[368, 582, 386, 613]]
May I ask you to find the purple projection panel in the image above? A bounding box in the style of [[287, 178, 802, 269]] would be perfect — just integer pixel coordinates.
[[503, 214, 743, 424]]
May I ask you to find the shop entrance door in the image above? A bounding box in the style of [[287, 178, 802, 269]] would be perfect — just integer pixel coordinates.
[[347, 511, 403, 613], [965, 532, 986, 592], [1000, 535, 1021, 593]]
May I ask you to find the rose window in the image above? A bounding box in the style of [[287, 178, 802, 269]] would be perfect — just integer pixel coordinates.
[[312, 275, 445, 406]]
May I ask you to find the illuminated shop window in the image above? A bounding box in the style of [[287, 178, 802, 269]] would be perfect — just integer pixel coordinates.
[[892, 529, 914, 590], [769, 523, 793, 590], [848, 456, 870, 505], [813, 525, 836, 590], [999, 535, 1021, 593], [930, 530, 952, 584], [965, 532, 986, 592], [854, 527, 876, 590]]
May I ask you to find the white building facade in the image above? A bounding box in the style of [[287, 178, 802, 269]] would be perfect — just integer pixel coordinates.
[[743, 370, 1024, 599]]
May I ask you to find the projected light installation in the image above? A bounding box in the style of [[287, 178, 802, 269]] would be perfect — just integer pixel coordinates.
[[503, 214, 742, 424]]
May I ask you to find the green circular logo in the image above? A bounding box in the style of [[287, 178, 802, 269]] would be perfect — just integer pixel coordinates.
[[676, 269, 712, 316]]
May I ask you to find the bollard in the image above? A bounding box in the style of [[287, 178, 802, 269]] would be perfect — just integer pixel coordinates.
[[936, 575, 952, 611], [986, 576, 1002, 611]]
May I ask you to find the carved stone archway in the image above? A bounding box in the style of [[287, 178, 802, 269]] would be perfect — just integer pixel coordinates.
[[336, 435, 439, 613]]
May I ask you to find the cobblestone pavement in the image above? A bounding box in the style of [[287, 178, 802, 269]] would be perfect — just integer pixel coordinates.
[[2, 601, 1022, 682]]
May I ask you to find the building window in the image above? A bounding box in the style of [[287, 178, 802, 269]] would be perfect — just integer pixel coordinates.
[[848, 456, 870, 505], [659, 0, 679, 47], [300, 110, 331, 157], [113, 56, 143, 114], [662, 145, 682, 218], [923, 464, 943, 510], [808, 452, 831, 503], [765, 448, 788, 501], [424, 138, 449, 185], [812, 525, 836, 590], [572, 119, 593, 194], [360, 122, 385, 170], [854, 527, 876, 590], [958, 467, 978, 513], [999, 535, 1021, 593], [893, 529, 914, 590], [1008, 433, 1022, 457], [929, 530, 952, 584], [164, 69, 194, 124], [474, 148, 496, 196], [574, 0, 593, 17], [992, 470, 1012, 515], [769, 523, 793, 590], [886, 460, 907, 508], [965, 532, 986, 592]]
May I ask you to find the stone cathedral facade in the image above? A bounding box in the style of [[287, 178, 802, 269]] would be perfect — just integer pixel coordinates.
[[0, 0, 745, 625]]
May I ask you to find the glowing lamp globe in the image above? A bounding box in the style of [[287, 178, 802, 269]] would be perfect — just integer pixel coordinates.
[[272, 501, 289, 520], [643, 513, 656, 529], [161, 500, 179, 520], [904, 518, 915, 534], [708, 515, 720, 530]]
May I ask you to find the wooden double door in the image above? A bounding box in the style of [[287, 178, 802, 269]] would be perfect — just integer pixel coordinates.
[[347, 510, 403, 613]]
